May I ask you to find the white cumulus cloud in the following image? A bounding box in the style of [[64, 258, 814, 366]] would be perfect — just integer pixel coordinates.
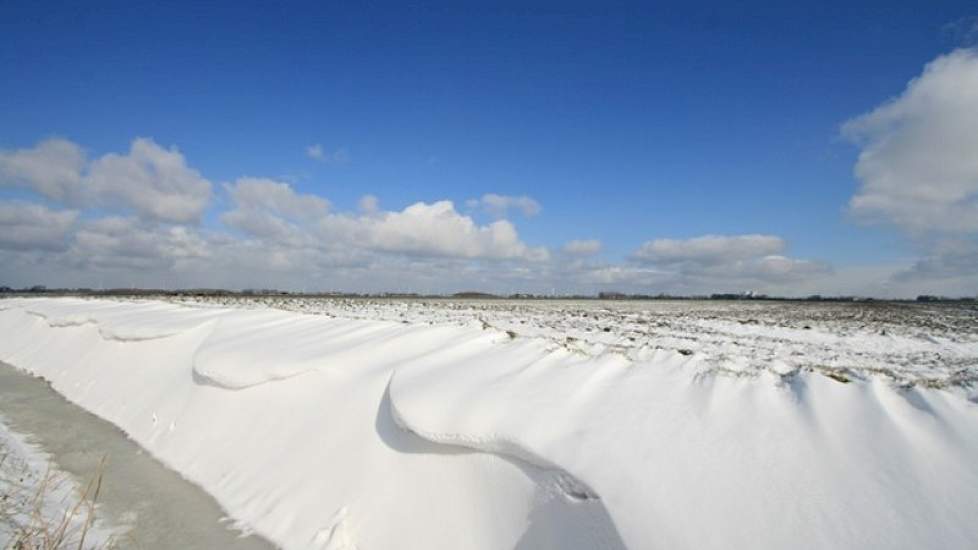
[[71, 217, 210, 271], [361, 200, 548, 261], [1, 137, 212, 223], [0, 201, 78, 252], [221, 178, 329, 244], [841, 48, 978, 291], [86, 138, 212, 223], [219, 180, 546, 262], [0, 138, 86, 202], [842, 48, 978, 234]]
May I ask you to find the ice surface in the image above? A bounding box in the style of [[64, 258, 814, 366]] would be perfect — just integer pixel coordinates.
[[0, 415, 119, 548], [0, 296, 976, 549]]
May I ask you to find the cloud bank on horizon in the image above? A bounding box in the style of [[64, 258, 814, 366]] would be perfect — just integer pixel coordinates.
[[1, 49, 977, 297], [0, 136, 838, 294]]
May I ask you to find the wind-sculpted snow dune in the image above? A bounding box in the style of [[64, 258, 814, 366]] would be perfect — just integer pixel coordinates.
[[1, 297, 977, 550]]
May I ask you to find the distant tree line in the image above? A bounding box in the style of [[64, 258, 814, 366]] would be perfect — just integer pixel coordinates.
[[0, 285, 975, 303]]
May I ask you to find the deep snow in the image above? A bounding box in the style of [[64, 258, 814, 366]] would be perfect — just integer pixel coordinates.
[[0, 296, 976, 549]]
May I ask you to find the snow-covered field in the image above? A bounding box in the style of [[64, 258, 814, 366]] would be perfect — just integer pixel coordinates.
[[0, 296, 977, 549]]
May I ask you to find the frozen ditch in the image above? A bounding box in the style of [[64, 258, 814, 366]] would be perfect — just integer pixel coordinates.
[[0, 296, 977, 549], [0, 361, 275, 549]]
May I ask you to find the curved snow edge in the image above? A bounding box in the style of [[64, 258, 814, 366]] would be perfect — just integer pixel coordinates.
[[385, 373, 600, 502]]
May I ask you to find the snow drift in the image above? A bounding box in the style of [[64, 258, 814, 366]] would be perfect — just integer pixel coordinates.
[[0, 297, 976, 550]]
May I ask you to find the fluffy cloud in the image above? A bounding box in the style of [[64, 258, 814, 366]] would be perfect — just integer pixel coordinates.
[[220, 179, 546, 262], [0, 138, 85, 202], [361, 201, 548, 260], [226, 178, 330, 219], [71, 217, 210, 271], [0, 137, 211, 223], [840, 49, 978, 291], [842, 48, 978, 234], [630, 234, 828, 289], [86, 139, 211, 223], [562, 239, 602, 256], [0, 201, 78, 252], [467, 193, 541, 218], [221, 178, 329, 243], [306, 144, 350, 164]]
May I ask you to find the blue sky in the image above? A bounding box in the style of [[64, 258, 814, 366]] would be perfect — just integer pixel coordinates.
[[1, 2, 977, 295]]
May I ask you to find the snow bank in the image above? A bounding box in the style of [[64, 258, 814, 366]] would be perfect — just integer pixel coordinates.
[[1, 297, 977, 549]]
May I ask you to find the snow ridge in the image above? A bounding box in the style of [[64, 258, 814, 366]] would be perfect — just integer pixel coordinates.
[[24, 309, 195, 342], [385, 375, 600, 502]]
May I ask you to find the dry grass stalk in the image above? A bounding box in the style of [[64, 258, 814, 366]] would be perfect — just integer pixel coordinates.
[[1, 450, 116, 550]]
